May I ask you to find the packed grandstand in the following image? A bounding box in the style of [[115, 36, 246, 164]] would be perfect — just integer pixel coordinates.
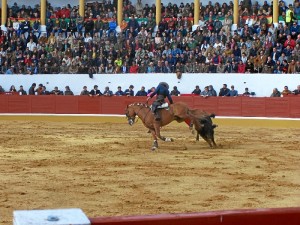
[[0, 0, 299, 77]]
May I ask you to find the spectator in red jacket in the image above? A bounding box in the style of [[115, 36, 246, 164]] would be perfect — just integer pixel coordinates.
[[284, 35, 296, 49], [237, 60, 246, 73], [129, 61, 139, 73]]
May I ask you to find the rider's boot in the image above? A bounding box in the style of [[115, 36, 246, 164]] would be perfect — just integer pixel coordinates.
[[154, 111, 161, 121]]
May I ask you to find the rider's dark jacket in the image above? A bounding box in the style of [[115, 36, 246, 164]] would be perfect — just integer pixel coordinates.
[[150, 83, 173, 104]]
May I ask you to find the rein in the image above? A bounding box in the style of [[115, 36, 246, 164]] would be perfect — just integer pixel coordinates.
[[130, 103, 151, 123]]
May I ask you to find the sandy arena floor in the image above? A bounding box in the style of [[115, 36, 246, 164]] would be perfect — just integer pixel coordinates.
[[0, 115, 300, 224]]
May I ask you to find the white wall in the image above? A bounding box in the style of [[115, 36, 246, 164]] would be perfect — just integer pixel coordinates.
[[0, 73, 299, 97]]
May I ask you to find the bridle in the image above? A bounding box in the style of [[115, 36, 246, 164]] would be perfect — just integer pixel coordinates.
[[126, 103, 150, 125]]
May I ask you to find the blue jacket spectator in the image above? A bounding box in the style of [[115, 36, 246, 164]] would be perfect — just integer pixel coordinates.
[[227, 85, 238, 96], [115, 86, 125, 96], [125, 85, 134, 96], [135, 86, 147, 96]]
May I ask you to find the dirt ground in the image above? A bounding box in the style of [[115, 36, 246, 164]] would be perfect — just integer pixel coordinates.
[[0, 116, 300, 224]]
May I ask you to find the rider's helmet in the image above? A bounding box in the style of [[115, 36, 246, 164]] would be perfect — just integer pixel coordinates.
[[159, 82, 169, 89]]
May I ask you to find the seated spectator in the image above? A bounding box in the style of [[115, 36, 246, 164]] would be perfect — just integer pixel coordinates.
[[219, 84, 230, 96], [0, 85, 4, 92], [5, 66, 15, 74], [103, 86, 113, 96], [125, 85, 134, 96], [135, 86, 147, 96], [80, 86, 89, 95], [243, 87, 251, 96], [200, 86, 210, 98], [208, 85, 217, 96], [40, 86, 50, 95], [64, 86, 74, 95], [17, 85, 27, 95], [270, 88, 281, 97], [281, 86, 292, 96], [170, 86, 180, 96], [292, 85, 300, 95], [115, 86, 125, 96], [51, 86, 63, 95], [9, 85, 17, 92], [192, 85, 201, 95], [227, 85, 238, 96], [129, 61, 139, 73], [89, 85, 102, 96]]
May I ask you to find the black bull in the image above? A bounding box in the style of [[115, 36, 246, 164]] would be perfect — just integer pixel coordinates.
[[189, 111, 217, 148]]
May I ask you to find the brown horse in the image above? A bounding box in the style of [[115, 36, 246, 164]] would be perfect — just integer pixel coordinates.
[[125, 102, 191, 150]]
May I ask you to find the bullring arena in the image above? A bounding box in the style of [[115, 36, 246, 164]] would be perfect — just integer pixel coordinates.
[[0, 113, 300, 224]]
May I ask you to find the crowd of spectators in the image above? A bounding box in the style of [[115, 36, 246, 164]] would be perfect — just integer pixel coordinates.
[[0, 0, 300, 76], [1, 83, 299, 98]]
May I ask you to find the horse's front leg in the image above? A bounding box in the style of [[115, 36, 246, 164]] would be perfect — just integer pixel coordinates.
[[149, 129, 158, 151], [154, 123, 174, 142]]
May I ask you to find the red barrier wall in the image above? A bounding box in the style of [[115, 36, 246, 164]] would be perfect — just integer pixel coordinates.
[[0, 95, 300, 118], [89, 207, 300, 225]]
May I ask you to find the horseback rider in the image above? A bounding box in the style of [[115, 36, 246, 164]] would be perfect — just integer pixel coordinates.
[[147, 82, 173, 121]]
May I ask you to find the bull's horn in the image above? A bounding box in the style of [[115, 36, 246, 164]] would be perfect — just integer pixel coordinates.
[[212, 124, 218, 128], [210, 114, 216, 118]]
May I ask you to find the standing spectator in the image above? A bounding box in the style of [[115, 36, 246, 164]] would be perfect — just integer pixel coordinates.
[[64, 86, 74, 95], [135, 86, 147, 96], [219, 84, 230, 96], [227, 85, 239, 96], [89, 85, 102, 96], [125, 85, 134, 96], [170, 86, 180, 96], [60, 17, 69, 38], [28, 83, 36, 95], [115, 86, 125, 96], [32, 18, 41, 38], [285, 4, 296, 29], [46, 19, 54, 37], [108, 17, 117, 37], [20, 17, 31, 37], [80, 86, 90, 95], [270, 88, 281, 97], [17, 85, 27, 95], [84, 17, 94, 37], [192, 85, 201, 95], [76, 15, 84, 34]]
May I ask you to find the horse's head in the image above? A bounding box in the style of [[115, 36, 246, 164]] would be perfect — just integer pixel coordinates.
[[125, 104, 136, 126]]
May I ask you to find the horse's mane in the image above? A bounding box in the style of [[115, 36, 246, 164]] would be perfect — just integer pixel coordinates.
[[128, 102, 150, 108]]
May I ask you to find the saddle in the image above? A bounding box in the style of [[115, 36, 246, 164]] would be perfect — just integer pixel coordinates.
[[150, 103, 169, 110], [157, 102, 169, 109]]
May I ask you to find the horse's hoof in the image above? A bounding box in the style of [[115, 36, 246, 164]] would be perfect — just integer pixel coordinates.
[[151, 146, 157, 151], [165, 137, 174, 142]]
